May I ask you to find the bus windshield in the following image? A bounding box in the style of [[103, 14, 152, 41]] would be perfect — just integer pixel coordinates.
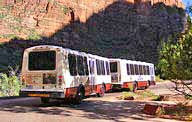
[[28, 51, 56, 70]]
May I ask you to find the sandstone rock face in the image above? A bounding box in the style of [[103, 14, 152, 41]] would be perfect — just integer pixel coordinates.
[[0, 0, 187, 71]]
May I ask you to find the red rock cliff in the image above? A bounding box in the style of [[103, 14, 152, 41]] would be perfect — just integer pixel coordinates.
[[0, 0, 185, 39], [0, 0, 187, 71]]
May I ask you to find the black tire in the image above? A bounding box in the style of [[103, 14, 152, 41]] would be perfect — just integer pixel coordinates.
[[97, 84, 105, 97], [148, 80, 151, 86], [41, 97, 50, 103], [73, 88, 85, 104], [133, 82, 138, 93], [145, 81, 150, 89]]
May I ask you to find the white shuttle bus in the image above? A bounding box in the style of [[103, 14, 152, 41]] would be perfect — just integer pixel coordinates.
[[20, 45, 111, 103], [110, 59, 155, 91]]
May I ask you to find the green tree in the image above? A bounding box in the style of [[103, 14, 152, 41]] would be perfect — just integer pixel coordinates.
[[0, 66, 21, 97], [0, 73, 21, 96], [158, 16, 192, 98]]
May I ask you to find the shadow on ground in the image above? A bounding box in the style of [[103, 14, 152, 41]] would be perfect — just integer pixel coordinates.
[[0, 98, 157, 122]]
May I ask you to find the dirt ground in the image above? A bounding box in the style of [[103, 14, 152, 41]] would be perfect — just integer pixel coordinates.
[[0, 82, 184, 122]]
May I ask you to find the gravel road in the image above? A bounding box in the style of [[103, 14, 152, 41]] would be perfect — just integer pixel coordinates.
[[0, 82, 183, 122]]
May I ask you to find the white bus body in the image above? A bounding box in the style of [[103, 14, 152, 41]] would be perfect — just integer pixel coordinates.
[[20, 45, 111, 103], [110, 59, 155, 90]]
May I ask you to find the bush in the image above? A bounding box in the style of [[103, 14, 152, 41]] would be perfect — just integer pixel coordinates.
[[121, 92, 137, 100], [119, 91, 159, 100], [157, 16, 192, 98], [0, 73, 21, 96]]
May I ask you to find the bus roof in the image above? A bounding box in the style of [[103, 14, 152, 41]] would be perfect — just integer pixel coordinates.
[[109, 58, 154, 66], [25, 45, 109, 61]]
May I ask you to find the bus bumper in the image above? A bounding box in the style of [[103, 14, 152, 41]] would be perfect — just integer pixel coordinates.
[[19, 89, 65, 98]]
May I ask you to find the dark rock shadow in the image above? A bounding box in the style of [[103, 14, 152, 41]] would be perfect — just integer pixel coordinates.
[[0, 1, 186, 72]]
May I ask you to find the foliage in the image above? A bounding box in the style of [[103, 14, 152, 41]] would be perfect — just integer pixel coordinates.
[[158, 103, 192, 121], [157, 16, 192, 97], [0, 73, 21, 96], [120, 90, 159, 100], [0, 66, 21, 97], [186, 4, 192, 16], [27, 29, 41, 40], [158, 16, 192, 79], [128, 84, 134, 91], [137, 90, 159, 100], [120, 92, 137, 100]]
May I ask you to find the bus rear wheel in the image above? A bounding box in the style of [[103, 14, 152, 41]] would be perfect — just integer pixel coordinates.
[[73, 89, 85, 104], [41, 97, 50, 104]]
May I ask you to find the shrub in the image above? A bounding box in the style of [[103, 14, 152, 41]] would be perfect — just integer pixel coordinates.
[[0, 73, 21, 96], [157, 16, 192, 98], [27, 29, 41, 40], [128, 84, 134, 91], [118, 92, 136, 100], [120, 91, 159, 100]]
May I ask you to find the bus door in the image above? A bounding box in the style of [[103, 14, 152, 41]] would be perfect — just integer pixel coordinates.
[[110, 61, 120, 84], [149, 66, 155, 81], [88, 58, 96, 93]]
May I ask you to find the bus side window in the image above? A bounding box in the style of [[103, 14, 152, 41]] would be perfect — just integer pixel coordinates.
[[130, 64, 135, 75], [96, 59, 101, 75], [150, 67, 154, 75], [134, 64, 139, 75], [84, 57, 89, 75], [77, 55, 85, 76], [101, 61, 105, 75], [126, 64, 131, 75], [89, 60, 94, 75], [147, 66, 150, 75], [143, 65, 146, 75], [105, 61, 110, 75], [139, 65, 143, 75], [68, 54, 77, 76]]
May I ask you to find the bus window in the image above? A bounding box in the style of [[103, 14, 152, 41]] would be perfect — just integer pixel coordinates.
[[143, 65, 146, 75], [89, 60, 94, 75], [77, 55, 85, 76], [126, 64, 131, 75], [68, 54, 77, 76], [139, 65, 143, 75], [105, 61, 110, 75], [101, 61, 105, 75], [96, 59, 101, 75], [110, 62, 117, 73], [84, 57, 89, 75], [146, 66, 150, 75], [130, 64, 135, 75], [134, 64, 139, 75], [28, 51, 56, 71], [150, 67, 154, 75]]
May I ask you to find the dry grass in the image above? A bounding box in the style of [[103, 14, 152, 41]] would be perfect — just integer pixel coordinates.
[[119, 90, 160, 101], [158, 103, 192, 121]]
